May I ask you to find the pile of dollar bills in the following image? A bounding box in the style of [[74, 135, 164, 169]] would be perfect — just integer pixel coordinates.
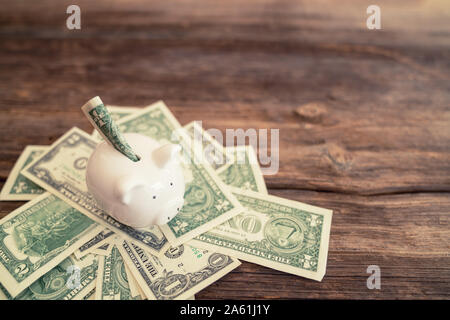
[[0, 100, 332, 300]]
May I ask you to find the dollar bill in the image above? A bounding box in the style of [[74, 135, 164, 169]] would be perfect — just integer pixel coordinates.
[[0, 283, 9, 300], [0, 192, 101, 297], [183, 121, 232, 171], [91, 105, 143, 139], [0, 145, 47, 200], [74, 229, 115, 259], [116, 238, 240, 300], [81, 96, 140, 162], [95, 245, 141, 300], [116, 101, 243, 246], [189, 188, 332, 281], [21, 127, 170, 256], [136, 279, 147, 300], [0, 254, 97, 300], [217, 145, 268, 194], [91, 243, 112, 256]]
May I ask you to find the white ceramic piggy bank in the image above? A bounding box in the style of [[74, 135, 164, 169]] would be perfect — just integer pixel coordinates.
[[86, 133, 185, 228]]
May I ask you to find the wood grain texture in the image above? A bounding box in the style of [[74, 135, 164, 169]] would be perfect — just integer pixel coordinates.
[[0, 0, 449, 299]]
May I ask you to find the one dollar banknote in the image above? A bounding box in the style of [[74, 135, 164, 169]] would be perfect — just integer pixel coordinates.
[[116, 238, 240, 300], [189, 188, 332, 281]]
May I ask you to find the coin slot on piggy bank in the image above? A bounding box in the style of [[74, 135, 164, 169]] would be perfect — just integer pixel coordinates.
[[86, 133, 185, 228]]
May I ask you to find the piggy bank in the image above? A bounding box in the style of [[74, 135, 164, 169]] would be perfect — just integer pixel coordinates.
[[86, 133, 185, 228]]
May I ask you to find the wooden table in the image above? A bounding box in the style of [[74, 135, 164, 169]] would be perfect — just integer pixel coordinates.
[[0, 0, 449, 299]]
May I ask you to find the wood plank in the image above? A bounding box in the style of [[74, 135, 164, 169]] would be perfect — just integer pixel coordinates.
[[199, 189, 450, 299], [3, 190, 447, 299], [0, 36, 449, 195]]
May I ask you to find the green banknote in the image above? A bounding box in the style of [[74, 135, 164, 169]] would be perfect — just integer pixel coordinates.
[[116, 101, 243, 245], [123, 260, 142, 298], [189, 188, 332, 281], [0, 145, 47, 200], [91, 105, 143, 139], [0, 192, 101, 297], [217, 145, 268, 194], [95, 245, 141, 300], [183, 121, 232, 171], [81, 96, 140, 162], [116, 238, 240, 300], [0, 254, 98, 300], [21, 127, 169, 256], [0, 283, 9, 300], [91, 242, 112, 256], [74, 229, 115, 259]]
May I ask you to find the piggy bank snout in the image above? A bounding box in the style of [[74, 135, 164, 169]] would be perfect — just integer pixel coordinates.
[[155, 197, 185, 225]]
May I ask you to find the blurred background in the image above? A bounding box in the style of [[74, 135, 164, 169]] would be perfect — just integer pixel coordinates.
[[0, 0, 449, 299]]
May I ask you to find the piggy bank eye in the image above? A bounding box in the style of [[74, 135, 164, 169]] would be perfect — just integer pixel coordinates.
[[170, 182, 173, 186], [153, 195, 156, 199]]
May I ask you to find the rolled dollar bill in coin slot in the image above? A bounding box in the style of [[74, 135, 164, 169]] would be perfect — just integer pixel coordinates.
[[81, 96, 141, 162]]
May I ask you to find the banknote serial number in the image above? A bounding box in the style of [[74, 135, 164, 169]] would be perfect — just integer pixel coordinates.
[[180, 304, 271, 317]]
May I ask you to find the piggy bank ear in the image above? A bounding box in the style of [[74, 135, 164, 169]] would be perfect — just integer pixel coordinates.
[[152, 144, 182, 168], [114, 175, 146, 205]]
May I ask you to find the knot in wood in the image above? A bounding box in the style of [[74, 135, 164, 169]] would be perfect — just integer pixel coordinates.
[[295, 102, 327, 123], [324, 143, 353, 171]]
